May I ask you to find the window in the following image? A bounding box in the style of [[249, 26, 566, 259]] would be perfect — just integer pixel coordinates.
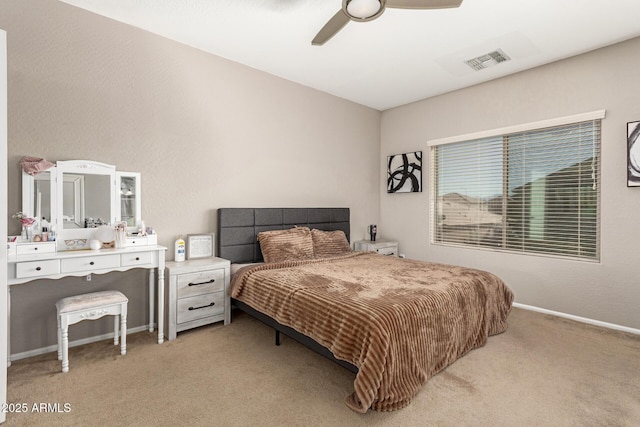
[[430, 112, 603, 261]]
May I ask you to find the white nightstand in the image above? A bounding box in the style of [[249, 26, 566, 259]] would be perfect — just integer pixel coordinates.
[[165, 257, 231, 340], [354, 240, 399, 257]]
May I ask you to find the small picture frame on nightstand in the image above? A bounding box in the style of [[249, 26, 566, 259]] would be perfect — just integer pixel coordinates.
[[186, 233, 215, 259]]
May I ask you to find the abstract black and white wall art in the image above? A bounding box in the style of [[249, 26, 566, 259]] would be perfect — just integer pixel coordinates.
[[628, 120, 640, 187], [387, 151, 422, 193]]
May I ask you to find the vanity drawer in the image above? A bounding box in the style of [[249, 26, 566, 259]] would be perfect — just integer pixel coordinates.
[[176, 292, 224, 324], [15, 259, 60, 278], [125, 236, 147, 247], [121, 252, 153, 267], [176, 269, 225, 298], [61, 254, 121, 273], [16, 242, 56, 255], [7, 242, 17, 257], [125, 234, 157, 247]]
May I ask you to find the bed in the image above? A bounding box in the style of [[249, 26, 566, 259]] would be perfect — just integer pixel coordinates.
[[218, 208, 514, 413]]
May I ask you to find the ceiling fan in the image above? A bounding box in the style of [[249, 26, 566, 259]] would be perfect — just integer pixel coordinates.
[[312, 0, 463, 46]]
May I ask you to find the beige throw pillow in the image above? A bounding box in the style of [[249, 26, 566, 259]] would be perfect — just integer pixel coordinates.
[[311, 229, 351, 258], [257, 227, 314, 263]]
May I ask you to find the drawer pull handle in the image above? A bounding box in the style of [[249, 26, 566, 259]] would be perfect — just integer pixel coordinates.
[[188, 279, 215, 287], [135, 257, 140, 261], [36, 267, 41, 271], [34, 247, 38, 251], [188, 302, 215, 311], [90, 261, 95, 266]]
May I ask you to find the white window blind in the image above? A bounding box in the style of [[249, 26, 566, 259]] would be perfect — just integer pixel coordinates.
[[431, 117, 601, 261]]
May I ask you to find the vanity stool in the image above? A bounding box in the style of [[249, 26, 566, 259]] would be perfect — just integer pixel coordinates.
[[56, 290, 128, 373]]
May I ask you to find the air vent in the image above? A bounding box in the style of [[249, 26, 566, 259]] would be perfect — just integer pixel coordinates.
[[465, 49, 511, 71]]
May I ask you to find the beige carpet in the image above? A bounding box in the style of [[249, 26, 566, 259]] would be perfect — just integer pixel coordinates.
[[5, 307, 640, 426]]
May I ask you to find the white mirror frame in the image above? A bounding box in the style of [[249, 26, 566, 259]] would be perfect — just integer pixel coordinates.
[[21, 167, 57, 231], [116, 171, 141, 233], [55, 160, 117, 251], [61, 173, 84, 228]]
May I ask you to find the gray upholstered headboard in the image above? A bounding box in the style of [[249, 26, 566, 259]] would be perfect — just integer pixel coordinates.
[[217, 208, 350, 263]]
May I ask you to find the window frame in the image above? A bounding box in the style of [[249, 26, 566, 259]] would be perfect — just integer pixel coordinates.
[[428, 110, 605, 262]]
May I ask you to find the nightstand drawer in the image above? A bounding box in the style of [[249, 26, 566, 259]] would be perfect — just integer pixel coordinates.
[[376, 246, 397, 256], [354, 240, 399, 257], [15, 259, 60, 278], [176, 269, 225, 298], [177, 292, 224, 324]]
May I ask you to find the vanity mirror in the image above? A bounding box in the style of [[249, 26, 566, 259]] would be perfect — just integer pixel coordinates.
[[55, 160, 117, 250], [21, 167, 56, 226], [21, 159, 147, 251], [117, 171, 141, 230]]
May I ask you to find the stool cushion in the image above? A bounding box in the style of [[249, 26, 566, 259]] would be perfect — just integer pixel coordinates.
[[56, 290, 128, 314]]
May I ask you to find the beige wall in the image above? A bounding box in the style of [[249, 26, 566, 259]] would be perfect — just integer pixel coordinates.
[[0, 0, 380, 355], [380, 36, 640, 330]]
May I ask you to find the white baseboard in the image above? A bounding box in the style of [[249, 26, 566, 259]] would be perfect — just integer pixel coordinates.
[[9, 324, 154, 363], [514, 303, 640, 336]]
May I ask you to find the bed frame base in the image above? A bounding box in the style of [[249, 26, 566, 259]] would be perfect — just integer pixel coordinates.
[[233, 299, 358, 374]]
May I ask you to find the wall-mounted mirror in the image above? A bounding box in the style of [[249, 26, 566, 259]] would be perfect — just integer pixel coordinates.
[[55, 160, 117, 250]]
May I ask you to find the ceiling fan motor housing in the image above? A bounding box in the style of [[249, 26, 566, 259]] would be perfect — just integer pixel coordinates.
[[313, 0, 463, 46], [344, 0, 386, 21]]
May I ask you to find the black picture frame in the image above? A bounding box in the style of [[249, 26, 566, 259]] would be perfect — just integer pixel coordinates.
[[387, 151, 422, 193], [628, 120, 640, 187]]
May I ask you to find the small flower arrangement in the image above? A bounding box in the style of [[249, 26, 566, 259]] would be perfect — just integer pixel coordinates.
[[12, 211, 36, 227]]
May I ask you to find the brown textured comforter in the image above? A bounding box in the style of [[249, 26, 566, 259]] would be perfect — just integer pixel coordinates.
[[230, 252, 514, 413]]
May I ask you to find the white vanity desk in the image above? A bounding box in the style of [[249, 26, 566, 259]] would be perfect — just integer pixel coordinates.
[[12, 158, 166, 364], [7, 244, 167, 364]]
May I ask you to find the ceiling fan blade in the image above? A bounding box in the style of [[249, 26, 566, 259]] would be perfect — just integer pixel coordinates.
[[312, 10, 351, 46], [386, 0, 463, 9]]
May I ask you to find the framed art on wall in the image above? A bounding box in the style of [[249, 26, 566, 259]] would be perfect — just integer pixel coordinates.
[[387, 151, 422, 193], [187, 233, 215, 259], [628, 120, 640, 187]]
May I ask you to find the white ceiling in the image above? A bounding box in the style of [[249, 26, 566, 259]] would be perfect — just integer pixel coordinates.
[[58, 0, 640, 111]]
